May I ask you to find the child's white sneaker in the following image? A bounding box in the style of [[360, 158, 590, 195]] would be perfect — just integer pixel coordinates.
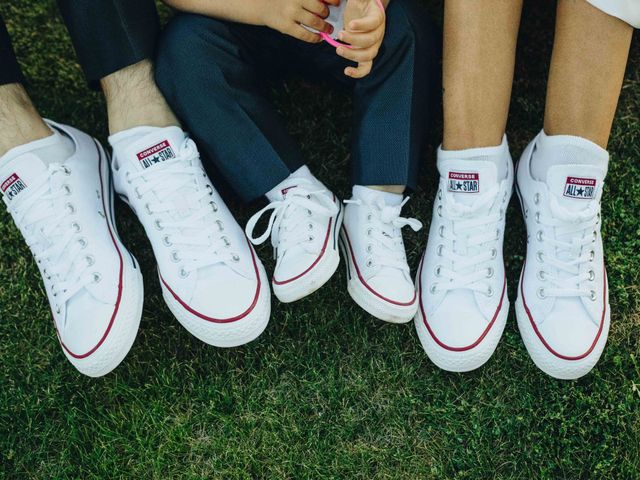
[[1, 121, 144, 377], [415, 139, 513, 372], [516, 132, 610, 380], [340, 186, 422, 323], [111, 126, 270, 347], [246, 166, 342, 303]]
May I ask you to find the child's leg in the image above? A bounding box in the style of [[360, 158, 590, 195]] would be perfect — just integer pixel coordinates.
[[515, 0, 633, 380], [544, 0, 633, 148], [415, 0, 521, 372], [156, 15, 304, 203], [443, 0, 523, 150]]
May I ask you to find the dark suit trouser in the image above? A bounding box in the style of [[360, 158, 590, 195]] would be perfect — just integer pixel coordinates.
[[155, 0, 439, 202], [0, 1, 160, 88]]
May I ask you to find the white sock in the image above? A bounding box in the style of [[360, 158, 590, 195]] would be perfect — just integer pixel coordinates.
[[266, 165, 320, 201], [108, 125, 165, 151], [351, 185, 403, 206], [0, 128, 74, 167], [531, 130, 609, 182], [439, 135, 510, 181]]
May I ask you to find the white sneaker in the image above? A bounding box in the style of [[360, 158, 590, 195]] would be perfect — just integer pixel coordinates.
[[340, 186, 422, 323], [246, 172, 342, 303], [111, 127, 270, 347], [516, 133, 609, 380], [415, 141, 513, 372], [1, 121, 143, 377]]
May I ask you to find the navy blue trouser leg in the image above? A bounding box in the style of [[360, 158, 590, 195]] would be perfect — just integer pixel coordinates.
[[156, 0, 438, 203], [0, 15, 25, 86]]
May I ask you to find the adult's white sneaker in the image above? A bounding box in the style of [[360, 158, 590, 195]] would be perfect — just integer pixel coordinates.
[[1, 121, 143, 377], [341, 186, 422, 323], [415, 139, 513, 372], [515, 132, 610, 380], [111, 127, 270, 347], [246, 168, 342, 303]]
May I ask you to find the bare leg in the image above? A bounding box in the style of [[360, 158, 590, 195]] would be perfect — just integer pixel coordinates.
[[367, 184, 405, 194], [442, 0, 523, 150], [100, 60, 180, 135], [0, 83, 52, 157], [544, 0, 633, 149]]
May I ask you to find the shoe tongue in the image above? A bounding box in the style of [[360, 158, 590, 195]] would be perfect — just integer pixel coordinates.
[[438, 159, 498, 206], [118, 127, 186, 172], [0, 152, 48, 204], [547, 164, 605, 212]]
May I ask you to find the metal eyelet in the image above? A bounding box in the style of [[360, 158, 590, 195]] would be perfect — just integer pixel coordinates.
[[436, 244, 444, 256], [171, 251, 180, 263], [536, 231, 543, 242], [534, 193, 540, 205], [366, 228, 373, 237], [366, 214, 373, 221], [210, 201, 218, 212], [56, 306, 61, 314], [435, 265, 442, 277], [66, 202, 75, 214], [536, 251, 544, 263], [490, 248, 497, 259], [62, 165, 71, 176], [307, 223, 313, 231], [437, 205, 443, 217], [85, 255, 95, 266], [222, 236, 231, 247], [430, 284, 438, 294], [438, 225, 445, 237], [71, 222, 81, 233], [308, 235, 315, 242], [125, 171, 132, 184], [589, 290, 597, 301], [366, 259, 374, 268], [206, 185, 213, 196], [93, 272, 102, 283], [154, 219, 163, 230], [537, 287, 546, 299], [366, 244, 373, 253], [162, 235, 172, 247], [216, 220, 224, 232], [232, 254, 240, 263], [588, 269, 595, 281], [537, 270, 546, 281], [486, 267, 494, 278], [179, 268, 190, 279], [145, 203, 153, 215], [535, 212, 541, 223], [63, 184, 72, 195], [589, 250, 595, 261], [592, 231, 597, 242], [135, 187, 142, 199], [437, 189, 442, 200], [78, 237, 88, 249], [486, 286, 494, 297]]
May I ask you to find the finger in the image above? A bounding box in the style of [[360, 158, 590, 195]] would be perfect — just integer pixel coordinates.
[[348, 12, 384, 32], [302, 0, 330, 18], [298, 11, 333, 33], [291, 24, 323, 43], [323, 0, 340, 5], [336, 44, 378, 63], [338, 29, 381, 48], [344, 61, 373, 79]]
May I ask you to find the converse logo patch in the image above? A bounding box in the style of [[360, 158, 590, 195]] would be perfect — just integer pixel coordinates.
[[448, 172, 479, 194], [563, 176, 596, 200], [136, 140, 176, 169], [1, 173, 27, 200]]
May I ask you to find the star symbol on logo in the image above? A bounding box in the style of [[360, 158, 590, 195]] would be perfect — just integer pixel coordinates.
[[456, 182, 463, 190], [576, 187, 585, 196]]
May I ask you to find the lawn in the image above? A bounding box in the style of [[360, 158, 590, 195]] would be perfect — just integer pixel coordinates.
[[1, 1, 639, 478]]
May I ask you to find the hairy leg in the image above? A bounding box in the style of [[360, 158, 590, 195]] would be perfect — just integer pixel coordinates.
[[0, 83, 51, 157], [101, 60, 180, 135], [442, 0, 523, 150], [544, 0, 633, 148]]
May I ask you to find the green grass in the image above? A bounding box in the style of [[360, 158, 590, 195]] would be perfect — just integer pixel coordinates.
[[1, 1, 639, 478]]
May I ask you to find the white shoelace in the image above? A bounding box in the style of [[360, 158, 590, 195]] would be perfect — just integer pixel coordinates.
[[6, 164, 94, 313], [344, 197, 422, 272], [534, 194, 600, 300], [245, 182, 338, 257], [126, 139, 243, 278], [435, 185, 504, 296]]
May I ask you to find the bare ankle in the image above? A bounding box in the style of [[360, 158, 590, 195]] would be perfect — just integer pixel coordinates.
[[0, 83, 51, 157], [365, 185, 405, 194], [101, 60, 180, 135]]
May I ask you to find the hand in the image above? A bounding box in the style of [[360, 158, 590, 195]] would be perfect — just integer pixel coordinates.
[[261, 0, 341, 43], [337, 0, 386, 78]]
